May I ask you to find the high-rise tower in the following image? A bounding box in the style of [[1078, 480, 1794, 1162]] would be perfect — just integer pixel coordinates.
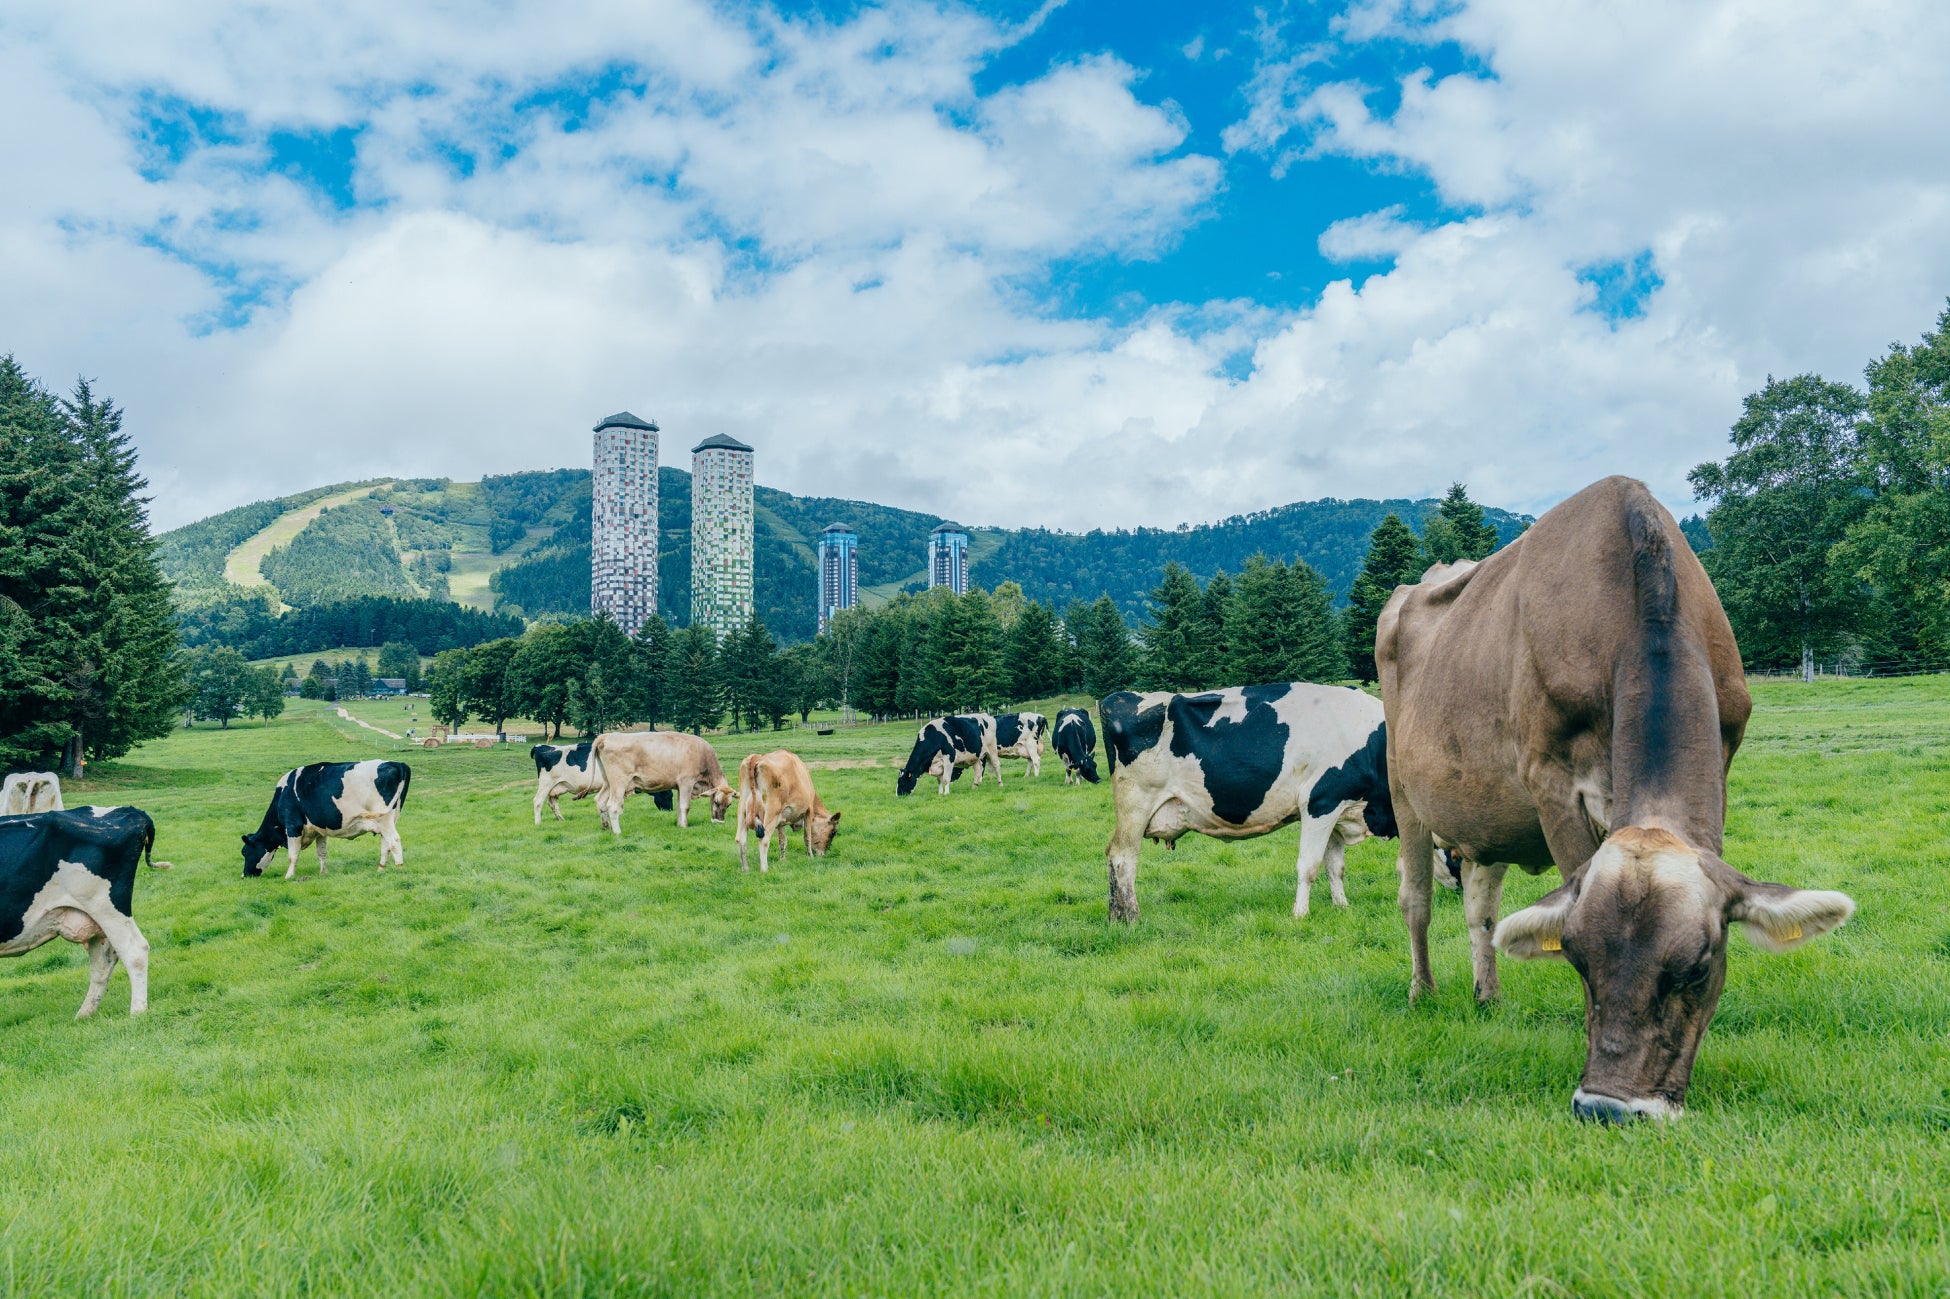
[[591, 411, 659, 632], [817, 523, 859, 633], [928, 522, 969, 595], [690, 433, 755, 640]]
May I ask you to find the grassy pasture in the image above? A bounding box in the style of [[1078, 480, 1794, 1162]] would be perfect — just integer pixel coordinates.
[[2, 681, 1947, 1294]]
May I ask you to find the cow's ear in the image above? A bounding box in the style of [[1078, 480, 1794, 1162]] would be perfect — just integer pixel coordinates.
[[1494, 881, 1576, 962], [1727, 878, 1855, 953], [826, 811, 841, 825]]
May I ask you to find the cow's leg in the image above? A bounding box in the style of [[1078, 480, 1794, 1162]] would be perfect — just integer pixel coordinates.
[[736, 807, 751, 871], [674, 788, 690, 829], [551, 792, 566, 822], [75, 933, 118, 1019], [534, 785, 551, 826], [87, 910, 149, 1015], [598, 788, 624, 836], [1325, 825, 1353, 909], [1396, 812, 1437, 1001], [1106, 796, 1152, 924], [316, 837, 328, 875], [379, 817, 402, 869], [285, 835, 302, 881], [1292, 814, 1342, 918], [1462, 858, 1509, 1004], [990, 754, 1004, 787]]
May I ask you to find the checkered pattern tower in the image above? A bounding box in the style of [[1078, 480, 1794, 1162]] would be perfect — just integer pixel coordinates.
[[591, 411, 659, 633], [690, 433, 755, 640]]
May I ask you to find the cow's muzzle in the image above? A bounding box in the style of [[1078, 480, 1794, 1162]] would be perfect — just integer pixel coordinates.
[[1571, 1089, 1680, 1124]]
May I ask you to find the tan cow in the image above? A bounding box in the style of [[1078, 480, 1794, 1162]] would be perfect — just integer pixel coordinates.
[[1, 772, 64, 815], [1378, 476, 1854, 1121], [593, 731, 735, 834], [734, 750, 841, 872]]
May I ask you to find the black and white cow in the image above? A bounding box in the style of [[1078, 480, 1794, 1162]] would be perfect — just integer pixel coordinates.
[[532, 743, 600, 823], [1099, 683, 1394, 922], [531, 742, 668, 823], [993, 712, 1047, 777], [1, 805, 163, 1017], [242, 760, 411, 879], [1053, 708, 1100, 785], [895, 715, 1000, 796]]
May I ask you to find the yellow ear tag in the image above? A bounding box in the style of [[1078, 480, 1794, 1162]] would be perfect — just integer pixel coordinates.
[[1540, 935, 1561, 952], [1781, 923, 1803, 942]]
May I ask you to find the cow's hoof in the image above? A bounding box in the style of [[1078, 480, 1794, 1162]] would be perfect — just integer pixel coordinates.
[[1408, 978, 1436, 1004]]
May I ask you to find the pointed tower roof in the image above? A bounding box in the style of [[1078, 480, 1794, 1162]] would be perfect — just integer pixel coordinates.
[[593, 411, 658, 432]]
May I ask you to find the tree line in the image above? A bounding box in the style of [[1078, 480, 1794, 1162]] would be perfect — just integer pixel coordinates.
[[1689, 302, 1950, 675], [1, 358, 186, 774], [424, 615, 823, 739], [177, 591, 525, 659]]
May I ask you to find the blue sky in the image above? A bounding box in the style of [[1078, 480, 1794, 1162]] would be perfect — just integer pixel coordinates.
[[3, 0, 1946, 531]]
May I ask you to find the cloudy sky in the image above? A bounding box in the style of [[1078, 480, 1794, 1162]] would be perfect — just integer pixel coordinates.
[[5, 0, 1947, 532]]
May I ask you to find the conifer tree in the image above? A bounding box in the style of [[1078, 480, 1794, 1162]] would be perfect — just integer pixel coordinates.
[[1140, 562, 1204, 691], [0, 360, 187, 773], [1004, 599, 1068, 701], [1074, 595, 1137, 697], [663, 625, 724, 734], [1193, 570, 1233, 689], [1343, 513, 1425, 681], [1420, 482, 1500, 565]]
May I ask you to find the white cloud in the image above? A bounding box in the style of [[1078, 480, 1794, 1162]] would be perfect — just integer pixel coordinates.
[[1, 0, 1946, 539]]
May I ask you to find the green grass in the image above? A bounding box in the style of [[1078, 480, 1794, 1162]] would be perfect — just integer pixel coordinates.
[[3, 679, 1947, 1294]]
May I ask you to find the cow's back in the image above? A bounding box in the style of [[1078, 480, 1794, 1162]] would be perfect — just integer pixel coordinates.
[[1380, 476, 1749, 865]]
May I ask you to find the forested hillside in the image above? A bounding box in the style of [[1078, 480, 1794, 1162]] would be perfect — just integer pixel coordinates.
[[162, 462, 1532, 646], [487, 471, 1530, 636]]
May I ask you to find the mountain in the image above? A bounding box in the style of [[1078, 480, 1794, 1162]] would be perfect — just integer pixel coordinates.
[[156, 469, 1531, 643]]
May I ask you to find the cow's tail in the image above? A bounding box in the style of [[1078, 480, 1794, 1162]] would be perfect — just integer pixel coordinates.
[[142, 814, 172, 870], [736, 753, 762, 835]]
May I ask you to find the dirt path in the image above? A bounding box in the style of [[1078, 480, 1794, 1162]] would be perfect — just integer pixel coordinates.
[[224, 482, 393, 592], [337, 708, 404, 740]]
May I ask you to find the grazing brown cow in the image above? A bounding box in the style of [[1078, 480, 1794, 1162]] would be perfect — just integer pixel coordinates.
[[1378, 476, 1854, 1122], [734, 750, 841, 872], [592, 732, 736, 834]]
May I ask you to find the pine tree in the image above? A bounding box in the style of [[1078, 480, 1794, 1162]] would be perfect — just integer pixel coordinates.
[[1004, 599, 1068, 701], [1421, 482, 1500, 565], [632, 615, 674, 728], [663, 625, 724, 734], [928, 590, 1003, 712], [0, 361, 187, 773], [1140, 562, 1203, 691], [1074, 595, 1137, 697], [1192, 570, 1233, 689], [1290, 561, 1345, 682], [1226, 555, 1299, 685], [1343, 513, 1425, 681]]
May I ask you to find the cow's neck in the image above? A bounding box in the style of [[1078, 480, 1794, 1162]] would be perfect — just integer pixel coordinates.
[[1609, 626, 1727, 854]]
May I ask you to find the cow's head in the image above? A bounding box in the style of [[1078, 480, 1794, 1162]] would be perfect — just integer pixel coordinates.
[[896, 731, 944, 797], [1496, 826, 1854, 1122], [707, 782, 736, 823], [809, 810, 842, 856], [1074, 753, 1101, 784], [240, 831, 278, 878]]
